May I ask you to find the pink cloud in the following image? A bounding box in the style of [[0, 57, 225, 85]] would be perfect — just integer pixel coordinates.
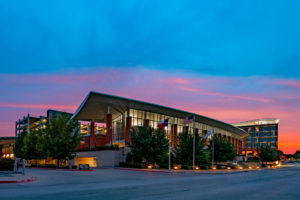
[[0, 103, 77, 111], [279, 80, 300, 88], [0, 68, 299, 153]]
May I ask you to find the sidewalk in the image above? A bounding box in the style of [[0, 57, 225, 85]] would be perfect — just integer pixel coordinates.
[[0, 171, 36, 184]]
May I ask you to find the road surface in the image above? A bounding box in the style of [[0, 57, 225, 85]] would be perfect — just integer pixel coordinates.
[[1, 164, 299, 200]]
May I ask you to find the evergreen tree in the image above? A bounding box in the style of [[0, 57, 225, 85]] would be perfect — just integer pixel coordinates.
[[129, 126, 168, 166], [211, 137, 236, 163], [258, 145, 280, 162], [174, 132, 209, 168], [174, 132, 193, 166]]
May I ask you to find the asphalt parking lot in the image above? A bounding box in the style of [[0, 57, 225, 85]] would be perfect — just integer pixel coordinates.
[[1, 164, 300, 200]]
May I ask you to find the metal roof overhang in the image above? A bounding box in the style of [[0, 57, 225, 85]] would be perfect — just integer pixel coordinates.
[[72, 91, 248, 137]]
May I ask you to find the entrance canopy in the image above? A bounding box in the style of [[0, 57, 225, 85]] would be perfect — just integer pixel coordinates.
[[72, 91, 248, 137], [0, 137, 15, 145]]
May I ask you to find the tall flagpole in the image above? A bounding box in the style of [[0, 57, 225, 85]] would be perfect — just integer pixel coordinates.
[[212, 131, 214, 168], [192, 114, 196, 170], [168, 119, 171, 170]]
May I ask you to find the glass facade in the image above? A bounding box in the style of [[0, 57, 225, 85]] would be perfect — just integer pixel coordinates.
[[242, 124, 278, 152], [121, 108, 239, 143]]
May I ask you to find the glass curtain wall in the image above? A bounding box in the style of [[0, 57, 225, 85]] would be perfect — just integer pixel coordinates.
[[112, 114, 124, 142], [128, 108, 236, 140]]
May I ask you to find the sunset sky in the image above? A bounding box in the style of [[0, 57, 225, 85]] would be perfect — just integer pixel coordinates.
[[0, 1, 299, 154]]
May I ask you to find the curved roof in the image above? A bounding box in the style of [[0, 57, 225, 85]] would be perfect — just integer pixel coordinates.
[[72, 91, 248, 137]]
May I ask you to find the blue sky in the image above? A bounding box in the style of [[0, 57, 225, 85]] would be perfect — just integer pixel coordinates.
[[0, 1, 300, 153], [1, 0, 300, 77]]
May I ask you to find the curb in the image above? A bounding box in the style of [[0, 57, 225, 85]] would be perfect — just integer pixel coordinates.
[[114, 168, 176, 174], [28, 167, 94, 172], [114, 167, 257, 174], [0, 178, 36, 184]]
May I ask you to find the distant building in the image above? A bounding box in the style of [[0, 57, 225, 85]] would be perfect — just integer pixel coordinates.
[[0, 137, 16, 159], [15, 109, 106, 149], [15, 110, 75, 136], [232, 119, 279, 156]]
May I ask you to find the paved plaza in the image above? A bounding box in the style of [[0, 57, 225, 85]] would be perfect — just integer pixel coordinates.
[[1, 164, 300, 200]]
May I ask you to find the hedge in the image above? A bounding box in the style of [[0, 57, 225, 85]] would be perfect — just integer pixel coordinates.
[[0, 159, 14, 171]]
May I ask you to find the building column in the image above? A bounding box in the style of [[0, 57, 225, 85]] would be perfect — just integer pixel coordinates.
[[106, 113, 112, 145], [84, 136, 90, 148], [171, 124, 178, 147], [239, 140, 243, 154], [195, 128, 199, 136], [144, 119, 150, 127], [90, 121, 95, 148], [243, 137, 247, 155], [232, 137, 235, 149], [183, 126, 189, 133], [125, 116, 132, 143], [233, 138, 237, 153]]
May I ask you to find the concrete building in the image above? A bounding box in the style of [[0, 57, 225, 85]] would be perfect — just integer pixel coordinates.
[[232, 119, 279, 156]]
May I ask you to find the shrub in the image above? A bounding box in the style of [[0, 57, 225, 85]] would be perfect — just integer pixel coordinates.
[[0, 159, 14, 171], [71, 165, 77, 169], [157, 163, 169, 169], [200, 165, 209, 170], [247, 156, 260, 162], [44, 164, 56, 168], [77, 145, 119, 152], [199, 164, 210, 170], [119, 162, 145, 168], [181, 164, 192, 170]]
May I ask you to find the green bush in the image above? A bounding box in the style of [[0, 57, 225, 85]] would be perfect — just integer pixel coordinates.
[[44, 164, 56, 168], [247, 156, 260, 162], [71, 165, 77, 169], [200, 165, 209, 170], [181, 164, 192, 170], [77, 145, 119, 152], [0, 159, 14, 171], [157, 162, 169, 169], [199, 164, 210, 170], [119, 162, 145, 168]]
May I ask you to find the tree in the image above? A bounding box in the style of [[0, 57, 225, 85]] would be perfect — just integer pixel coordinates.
[[129, 126, 168, 166], [174, 132, 210, 168], [14, 130, 27, 159], [174, 131, 193, 166], [46, 113, 80, 167], [294, 151, 300, 160], [211, 137, 236, 163], [258, 145, 280, 162], [22, 129, 40, 160]]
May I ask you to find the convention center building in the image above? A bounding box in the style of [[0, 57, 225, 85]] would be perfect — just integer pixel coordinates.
[[72, 91, 249, 154]]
